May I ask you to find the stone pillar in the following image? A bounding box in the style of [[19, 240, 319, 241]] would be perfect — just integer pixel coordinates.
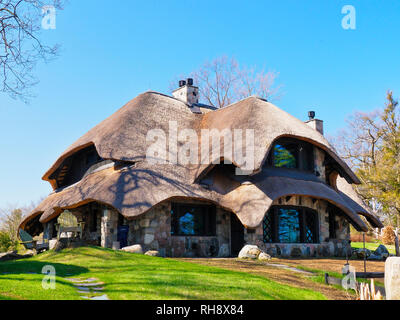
[[101, 209, 118, 248], [385, 257, 400, 300]]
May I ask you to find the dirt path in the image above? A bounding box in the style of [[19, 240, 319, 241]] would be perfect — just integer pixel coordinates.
[[181, 258, 358, 300]]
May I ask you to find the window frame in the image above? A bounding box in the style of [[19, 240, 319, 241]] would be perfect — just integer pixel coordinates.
[[267, 138, 315, 172], [171, 202, 217, 237], [263, 205, 320, 244]]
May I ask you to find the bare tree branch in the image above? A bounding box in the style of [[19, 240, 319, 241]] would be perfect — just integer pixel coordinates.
[[0, 0, 65, 101]]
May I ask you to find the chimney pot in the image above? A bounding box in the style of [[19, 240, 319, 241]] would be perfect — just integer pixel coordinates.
[[173, 79, 199, 105]]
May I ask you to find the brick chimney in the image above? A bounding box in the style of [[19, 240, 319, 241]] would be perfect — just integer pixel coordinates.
[[305, 111, 324, 135], [172, 78, 199, 105]]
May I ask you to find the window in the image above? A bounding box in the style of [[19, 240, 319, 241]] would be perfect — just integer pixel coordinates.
[[171, 203, 216, 236], [263, 206, 319, 243], [267, 138, 314, 171]]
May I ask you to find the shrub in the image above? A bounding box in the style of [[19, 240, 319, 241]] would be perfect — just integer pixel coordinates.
[[381, 226, 396, 245], [0, 231, 17, 252]]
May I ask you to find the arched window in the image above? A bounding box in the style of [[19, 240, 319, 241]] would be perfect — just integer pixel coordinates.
[[263, 206, 319, 243], [267, 138, 314, 171]]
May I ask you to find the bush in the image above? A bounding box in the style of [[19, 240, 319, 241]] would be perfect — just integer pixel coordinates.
[[382, 226, 396, 245], [0, 231, 17, 252]]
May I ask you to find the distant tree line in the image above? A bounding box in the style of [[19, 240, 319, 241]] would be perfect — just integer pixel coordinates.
[[331, 91, 400, 229]]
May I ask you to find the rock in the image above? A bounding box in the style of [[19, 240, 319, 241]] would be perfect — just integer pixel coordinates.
[[266, 247, 277, 257], [355, 248, 371, 259], [120, 244, 143, 254], [139, 219, 150, 228], [258, 252, 271, 261], [218, 244, 230, 257], [367, 253, 383, 261], [385, 257, 400, 300], [238, 245, 261, 259], [144, 250, 159, 256], [49, 239, 58, 250], [290, 247, 302, 258], [374, 244, 389, 257], [144, 234, 154, 245]]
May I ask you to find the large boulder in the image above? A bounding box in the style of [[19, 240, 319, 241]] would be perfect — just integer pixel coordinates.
[[374, 244, 390, 258], [258, 252, 271, 261], [238, 245, 262, 259], [120, 244, 143, 254]]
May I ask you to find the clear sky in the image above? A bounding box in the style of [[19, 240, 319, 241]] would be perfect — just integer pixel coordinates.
[[0, 0, 399, 208]]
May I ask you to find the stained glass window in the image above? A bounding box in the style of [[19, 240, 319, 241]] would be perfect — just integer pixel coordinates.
[[267, 138, 314, 171], [263, 206, 319, 244], [277, 208, 300, 243], [273, 144, 298, 168]]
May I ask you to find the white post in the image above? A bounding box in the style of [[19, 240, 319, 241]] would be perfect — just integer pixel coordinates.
[[385, 257, 400, 300]]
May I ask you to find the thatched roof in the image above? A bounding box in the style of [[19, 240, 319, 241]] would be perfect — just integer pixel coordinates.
[[20, 92, 381, 232]]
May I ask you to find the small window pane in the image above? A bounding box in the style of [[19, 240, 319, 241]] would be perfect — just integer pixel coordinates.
[[273, 144, 298, 168], [304, 210, 318, 243], [277, 208, 300, 243]]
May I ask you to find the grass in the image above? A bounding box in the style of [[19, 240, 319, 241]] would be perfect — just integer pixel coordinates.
[[351, 242, 396, 254], [0, 246, 326, 300]]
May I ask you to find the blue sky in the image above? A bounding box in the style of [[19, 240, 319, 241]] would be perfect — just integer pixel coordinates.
[[0, 0, 399, 208]]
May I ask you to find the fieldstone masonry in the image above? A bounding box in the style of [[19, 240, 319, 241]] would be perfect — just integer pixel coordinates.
[[43, 194, 352, 258], [245, 195, 351, 258], [127, 201, 231, 258]]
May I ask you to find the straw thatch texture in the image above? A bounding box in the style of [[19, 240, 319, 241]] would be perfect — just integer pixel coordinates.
[[20, 91, 381, 232]]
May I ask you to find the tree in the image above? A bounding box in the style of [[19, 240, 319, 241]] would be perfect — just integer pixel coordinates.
[[0, 0, 65, 101], [331, 91, 400, 227], [0, 208, 22, 242], [173, 55, 281, 108]]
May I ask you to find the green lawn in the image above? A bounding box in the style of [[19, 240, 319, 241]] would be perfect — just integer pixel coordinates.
[[351, 242, 396, 254], [0, 246, 326, 300]]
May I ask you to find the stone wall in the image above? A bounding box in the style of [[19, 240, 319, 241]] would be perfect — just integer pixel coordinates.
[[127, 200, 231, 258], [244, 195, 351, 258]]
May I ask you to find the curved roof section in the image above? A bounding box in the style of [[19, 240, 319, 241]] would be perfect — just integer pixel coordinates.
[[20, 163, 377, 232], [196, 96, 360, 184], [336, 176, 383, 228], [42, 92, 201, 189], [219, 174, 369, 231], [43, 93, 360, 190]]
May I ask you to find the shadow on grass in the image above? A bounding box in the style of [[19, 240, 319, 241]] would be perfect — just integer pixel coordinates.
[[0, 260, 89, 277]]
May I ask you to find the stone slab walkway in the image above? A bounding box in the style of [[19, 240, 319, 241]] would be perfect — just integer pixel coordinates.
[[65, 277, 109, 300]]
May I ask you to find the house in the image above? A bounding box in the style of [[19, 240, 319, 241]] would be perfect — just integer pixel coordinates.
[[19, 79, 383, 258]]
